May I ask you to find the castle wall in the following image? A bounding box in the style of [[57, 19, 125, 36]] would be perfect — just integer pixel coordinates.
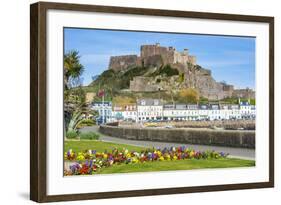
[[140, 45, 169, 59], [108, 55, 139, 71], [188, 56, 197, 65], [140, 44, 191, 66], [173, 51, 189, 64], [143, 55, 163, 68], [222, 85, 234, 98], [109, 44, 196, 72], [232, 89, 255, 99]]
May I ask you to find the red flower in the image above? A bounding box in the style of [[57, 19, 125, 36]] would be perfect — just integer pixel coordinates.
[[79, 164, 89, 175]]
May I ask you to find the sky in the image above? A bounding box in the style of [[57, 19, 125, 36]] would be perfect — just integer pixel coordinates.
[[64, 28, 255, 89]]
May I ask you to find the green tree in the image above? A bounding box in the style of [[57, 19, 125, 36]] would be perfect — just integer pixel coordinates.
[[178, 88, 199, 103], [178, 73, 185, 83], [63, 50, 88, 139], [64, 50, 84, 89]]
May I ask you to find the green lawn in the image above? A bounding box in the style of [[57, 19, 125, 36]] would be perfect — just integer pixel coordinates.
[[98, 158, 255, 174], [64, 140, 255, 174], [64, 140, 145, 153]]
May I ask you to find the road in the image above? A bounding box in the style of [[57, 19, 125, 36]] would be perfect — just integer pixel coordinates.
[[80, 126, 255, 160]]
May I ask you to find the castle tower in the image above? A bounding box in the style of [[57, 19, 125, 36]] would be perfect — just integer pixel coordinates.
[[183, 48, 189, 55]]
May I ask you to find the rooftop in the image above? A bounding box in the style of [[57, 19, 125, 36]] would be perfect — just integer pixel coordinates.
[[137, 98, 163, 106]]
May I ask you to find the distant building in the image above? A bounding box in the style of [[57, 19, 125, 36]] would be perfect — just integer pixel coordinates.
[[91, 98, 255, 123], [137, 99, 163, 122], [112, 104, 137, 121], [163, 104, 199, 121], [198, 104, 209, 120], [233, 88, 255, 99], [240, 101, 256, 118], [91, 101, 112, 124]]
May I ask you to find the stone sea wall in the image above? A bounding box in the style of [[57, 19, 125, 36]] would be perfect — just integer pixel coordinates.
[[99, 125, 255, 148]]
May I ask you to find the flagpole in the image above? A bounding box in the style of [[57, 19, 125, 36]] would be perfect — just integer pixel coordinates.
[[102, 92, 105, 124]]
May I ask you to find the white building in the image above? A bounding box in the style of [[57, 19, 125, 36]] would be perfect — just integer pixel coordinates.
[[208, 104, 220, 120], [112, 104, 137, 121], [240, 101, 256, 119], [92, 99, 255, 124], [163, 104, 191, 121], [218, 104, 241, 120], [137, 99, 163, 122], [198, 105, 209, 120], [228, 104, 241, 119], [91, 101, 113, 124], [163, 104, 204, 121]]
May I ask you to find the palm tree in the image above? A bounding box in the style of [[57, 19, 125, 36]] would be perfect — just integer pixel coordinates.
[[64, 50, 85, 139], [64, 50, 84, 89]]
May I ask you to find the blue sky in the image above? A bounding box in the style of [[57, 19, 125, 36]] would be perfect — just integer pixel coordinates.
[[64, 28, 255, 89]]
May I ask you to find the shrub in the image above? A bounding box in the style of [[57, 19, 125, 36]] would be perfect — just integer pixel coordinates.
[[76, 119, 95, 129], [151, 64, 179, 77], [79, 132, 100, 140], [66, 130, 78, 139], [159, 64, 179, 76]]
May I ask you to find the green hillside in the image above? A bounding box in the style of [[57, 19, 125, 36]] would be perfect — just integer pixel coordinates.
[[72, 64, 255, 105], [84, 65, 179, 102]]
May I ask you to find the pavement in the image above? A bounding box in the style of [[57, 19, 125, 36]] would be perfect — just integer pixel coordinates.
[[80, 126, 255, 160]]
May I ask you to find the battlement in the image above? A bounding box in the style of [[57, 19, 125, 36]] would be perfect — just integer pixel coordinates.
[[108, 43, 197, 71], [140, 43, 195, 65]]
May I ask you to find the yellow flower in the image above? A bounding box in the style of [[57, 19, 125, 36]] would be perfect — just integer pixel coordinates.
[[77, 152, 85, 160], [190, 151, 195, 157], [164, 154, 171, 161], [159, 156, 164, 161], [132, 157, 139, 163], [126, 153, 131, 158], [157, 151, 161, 156]]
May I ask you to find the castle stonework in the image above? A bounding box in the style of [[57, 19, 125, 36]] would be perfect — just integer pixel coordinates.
[[108, 43, 196, 72], [140, 44, 196, 66], [108, 43, 255, 100], [232, 88, 255, 99], [108, 55, 141, 72]]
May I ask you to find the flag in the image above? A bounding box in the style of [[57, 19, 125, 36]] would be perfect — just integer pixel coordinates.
[[97, 90, 105, 97]]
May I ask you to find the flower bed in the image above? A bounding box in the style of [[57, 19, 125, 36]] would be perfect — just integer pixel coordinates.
[[64, 146, 229, 175]]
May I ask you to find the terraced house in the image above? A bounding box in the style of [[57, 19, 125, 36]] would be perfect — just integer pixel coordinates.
[[91, 98, 255, 124]]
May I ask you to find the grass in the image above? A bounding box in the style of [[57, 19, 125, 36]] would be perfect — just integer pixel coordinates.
[[64, 140, 145, 153], [79, 132, 100, 140], [64, 140, 255, 174], [98, 158, 255, 174]]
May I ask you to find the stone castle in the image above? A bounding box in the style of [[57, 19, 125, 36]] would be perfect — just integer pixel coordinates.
[[109, 43, 196, 72], [108, 43, 255, 100]]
